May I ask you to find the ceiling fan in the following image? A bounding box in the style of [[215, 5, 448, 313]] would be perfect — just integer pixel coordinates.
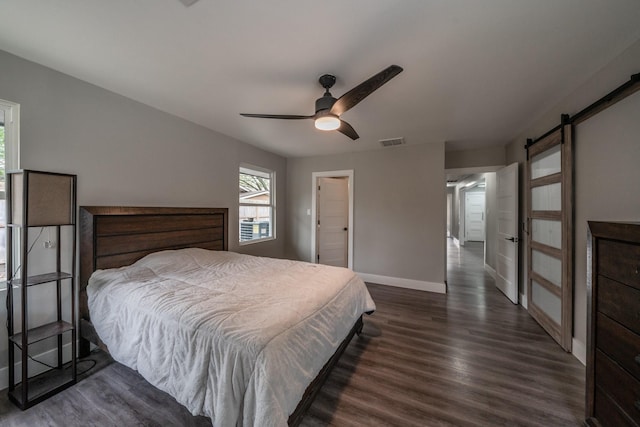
[[240, 65, 403, 140]]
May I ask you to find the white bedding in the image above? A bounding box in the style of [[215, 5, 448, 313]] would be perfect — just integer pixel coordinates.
[[87, 248, 375, 426]]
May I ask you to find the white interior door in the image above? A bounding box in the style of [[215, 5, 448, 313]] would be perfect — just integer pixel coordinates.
[[465, 192, 485, 241], [496, 163, 519, 304], [317, 177, 348, 267]]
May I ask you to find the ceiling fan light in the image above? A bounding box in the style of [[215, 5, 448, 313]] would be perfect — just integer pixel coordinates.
[[315, 115, 340, 131]]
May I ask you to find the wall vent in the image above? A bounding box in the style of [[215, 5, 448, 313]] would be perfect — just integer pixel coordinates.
[[379, 137, 405, 147]]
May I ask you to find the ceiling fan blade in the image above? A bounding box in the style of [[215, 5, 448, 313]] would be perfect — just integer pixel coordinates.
[[240, 113, 313, 120], [337, 120, 359, 140], [330, 65, 403, 116]]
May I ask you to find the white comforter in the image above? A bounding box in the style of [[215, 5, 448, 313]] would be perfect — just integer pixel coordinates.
[[87, 248, 375, 426]]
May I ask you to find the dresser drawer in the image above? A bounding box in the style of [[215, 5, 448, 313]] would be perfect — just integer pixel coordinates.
[[597, 312, 640, 382], [594, 386, 638, 427], [598, 239, 640, 291], [595, 349, 640, 424], [598, 276, 640, 336]]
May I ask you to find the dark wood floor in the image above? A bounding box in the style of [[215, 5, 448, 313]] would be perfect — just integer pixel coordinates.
[[0, 240, 584, 426], [301, 240, 584, 426]]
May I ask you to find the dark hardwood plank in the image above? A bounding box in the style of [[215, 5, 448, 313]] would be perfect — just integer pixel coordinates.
[[95, 227, 223, 257], [96, 214, 224, 236]]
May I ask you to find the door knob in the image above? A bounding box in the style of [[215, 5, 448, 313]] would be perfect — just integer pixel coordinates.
[[505, 236, 518, 243]]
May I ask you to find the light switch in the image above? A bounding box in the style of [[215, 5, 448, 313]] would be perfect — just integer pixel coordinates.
[[307, 209, 311, 215]]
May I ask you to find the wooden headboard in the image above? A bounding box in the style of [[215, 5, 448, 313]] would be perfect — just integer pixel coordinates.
[[78, 206, 228, 356]]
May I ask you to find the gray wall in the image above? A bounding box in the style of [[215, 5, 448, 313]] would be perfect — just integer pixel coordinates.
[[445, 145, 506, 169], [0, 49, 287, 257], [484, 172, 497, 270], [446, 187, 454, 237], [286, 143, 446, 286], [451, 185, 461, 241], [505, 38, 640, 361], [572, 92, 640, 356], [0, 50, 287, 372]]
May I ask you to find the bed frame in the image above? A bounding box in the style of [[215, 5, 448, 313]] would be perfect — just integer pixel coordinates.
[[78, 206, 362, 426]]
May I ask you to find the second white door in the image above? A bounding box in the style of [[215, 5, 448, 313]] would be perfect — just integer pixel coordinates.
[[465, 191, 486, 242]]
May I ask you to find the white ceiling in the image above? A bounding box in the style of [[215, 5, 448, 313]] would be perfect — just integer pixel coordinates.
[[1, 1, 640, 158]]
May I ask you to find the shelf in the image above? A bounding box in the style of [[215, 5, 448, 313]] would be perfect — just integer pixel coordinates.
[[10, 321, 74, 346], [6, 169, 78, 409], [8, 364, 75, 410], [8, 272, 73, 287]]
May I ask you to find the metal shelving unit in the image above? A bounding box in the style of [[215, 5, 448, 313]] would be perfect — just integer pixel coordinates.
[[5, 169, 77, 409]]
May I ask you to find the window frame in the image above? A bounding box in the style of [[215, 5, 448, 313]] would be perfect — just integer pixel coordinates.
[[238, 163, 275, 245], [0, 99, 20, 279]]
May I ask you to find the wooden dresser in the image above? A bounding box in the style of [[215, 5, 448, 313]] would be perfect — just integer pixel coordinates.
[[586, 222, 640, 426]]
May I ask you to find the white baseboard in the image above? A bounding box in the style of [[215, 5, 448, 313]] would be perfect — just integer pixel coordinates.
[[0, 342, 73, 391], [484, 263, 497, 280], [357, 272, 446, 294], [572, 338, 586, 366]]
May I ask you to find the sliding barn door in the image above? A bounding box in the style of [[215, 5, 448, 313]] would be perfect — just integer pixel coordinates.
[[526, 119, 573, 351]]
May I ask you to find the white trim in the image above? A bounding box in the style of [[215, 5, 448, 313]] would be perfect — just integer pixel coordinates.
[[357, 272, 446, 294], [519, 292, 528, 309], [484, 263, 497, 280], [0, 342, 73, 392], [311, 170, 354, 270], [571, 338, 586, 366], [240, 163, 271, 177], [238, 236, 275, 246], [0, 99, 20, 170]]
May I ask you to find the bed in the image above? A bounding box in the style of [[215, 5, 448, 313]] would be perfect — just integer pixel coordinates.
[[78, 206, 375, 426]]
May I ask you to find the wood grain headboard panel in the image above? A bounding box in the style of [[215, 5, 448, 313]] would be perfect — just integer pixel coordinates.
[[78, 206, 228, 356]]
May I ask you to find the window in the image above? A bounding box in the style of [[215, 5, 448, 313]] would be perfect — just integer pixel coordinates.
[[1, 99, 21, 279], [239, 165, 274, 244], [0, 114, 5, 277]]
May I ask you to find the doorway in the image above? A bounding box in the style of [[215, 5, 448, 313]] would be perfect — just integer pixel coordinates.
[[311, 170, 354, 269], [446, 165, 519, 305]]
